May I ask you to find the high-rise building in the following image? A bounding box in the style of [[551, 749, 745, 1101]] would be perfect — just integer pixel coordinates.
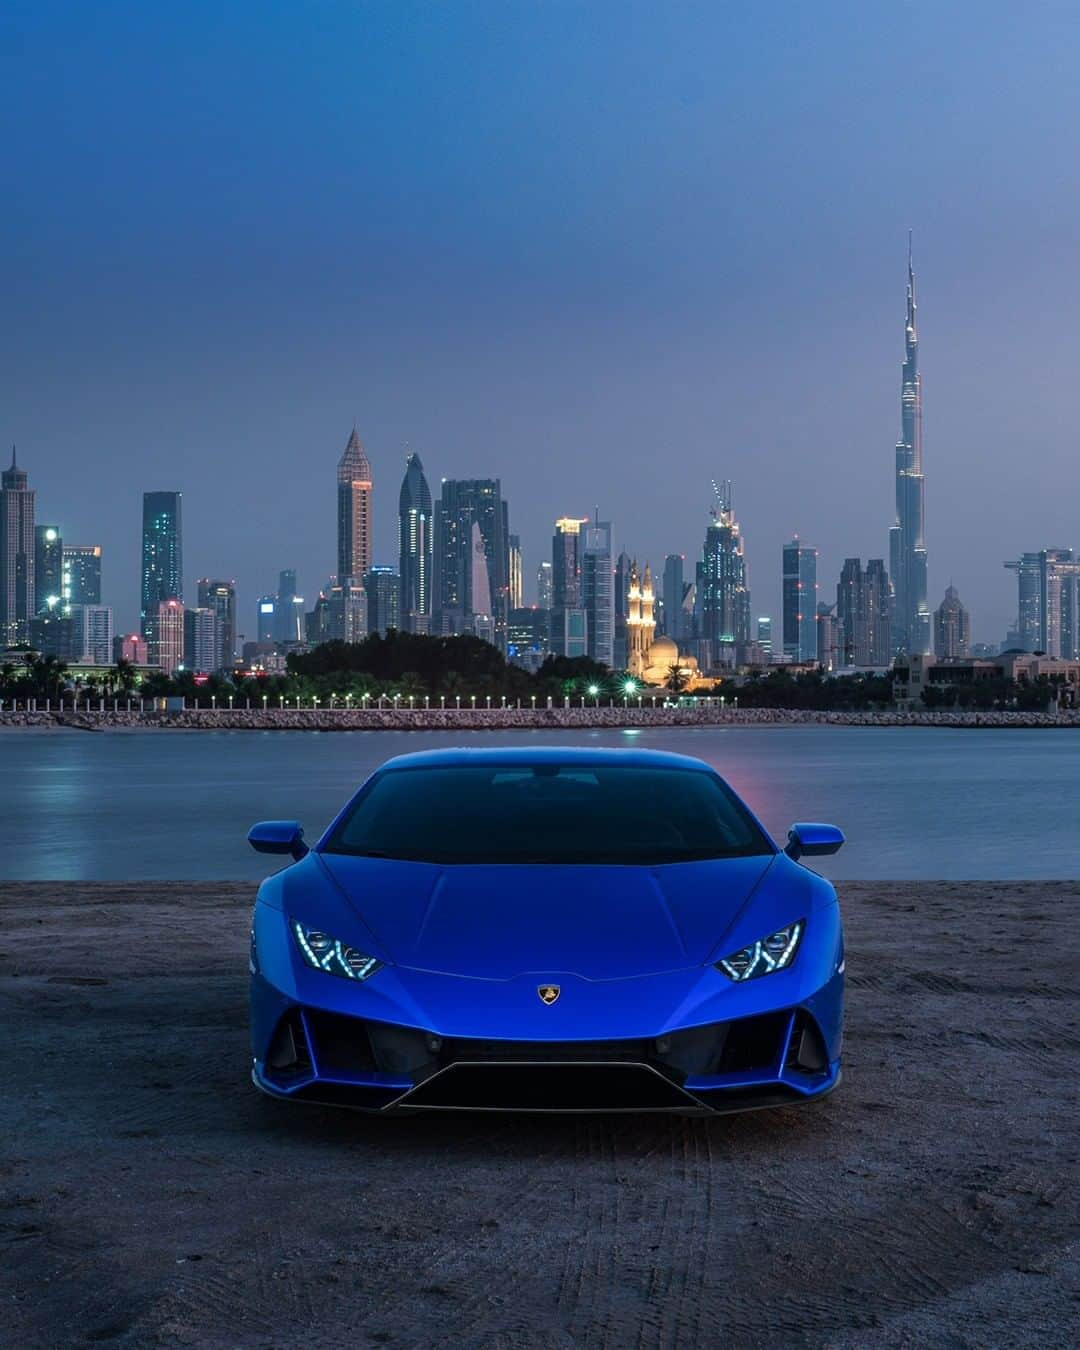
[[275, 569, 300, 643], [661, 555, 685, 642], [816, 604, 838, 671], [257, 596, 277, 643], [141, 492, 183, 654], [365, 565, 401, 635], [327, 578, 367, 643], [782, 536, 818, 662], [626, 561, 657, 677], [114, 633, 148, 665], [196, 578, 237, 670], [756, 616, 773, 659], [153, 598, 185, 672], [184, 607, 219, 672], [614, 552, 632, 670], [507, 607, 550, 669], [398, 453, 433, 632], [338, 425, 373, 583], [63, 545, 102, 605], [34, 526, 63, 612], [1004, 549, 1079, 658], [432, 479, 510, 645], [934, 586, 971, 659], [69, 605, 113, 665], [508, 534, 523, 610], [581, 513, 614, 667], [699, 481, 750, 664], [306, 591, 331, 646], [536, 560, 553, 610], [550, 517, 588, 658], [1, 447, 35, 644], [888, 236, 930, 656], [837, 558, 892, 667]]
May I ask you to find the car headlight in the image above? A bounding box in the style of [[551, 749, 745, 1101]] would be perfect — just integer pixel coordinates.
[[716, 920, 803, 982], [291, 920, 383, 981]]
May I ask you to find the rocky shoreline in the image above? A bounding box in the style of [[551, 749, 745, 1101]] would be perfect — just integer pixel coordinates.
[[1, 704, 1078, 731]]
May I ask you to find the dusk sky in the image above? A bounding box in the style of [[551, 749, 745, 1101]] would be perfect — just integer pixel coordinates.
[[3, 1, 1078, 641]]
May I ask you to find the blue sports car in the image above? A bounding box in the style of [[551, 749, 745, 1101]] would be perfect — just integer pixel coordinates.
[[248, 747, 844, 1115]]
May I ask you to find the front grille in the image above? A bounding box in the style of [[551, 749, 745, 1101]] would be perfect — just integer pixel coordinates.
[[305, 1010, 378, 1076], [398, 1062, 699, 1112], [715, 1012, 790, 1073], [442, 1036, 653, 1064], [265, 1011, 313, 1082], [784, 1011, 829, 1074]]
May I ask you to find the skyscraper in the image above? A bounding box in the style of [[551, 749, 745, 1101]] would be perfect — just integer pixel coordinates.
[[365, 565, 401, 635], [196, 579, 237, 670], [699, 481, 750, 663], [889, 236, 930, 656], [816, 604, 838, 671], [141, 492, 183, 651], [154, 598, 185, 672], [398, 453, 433, 632], [536, 560, 553, 610], [275, 569, 302, 643], [35, 526, 63, 612], [782, 536, 818, 662], [338, 425, 373, 583], [837, 558, 892, 667], [550, 517, 588, 658], [756, 616, 773, 659], [257, 596, 277, 643], [63, 545, 102, 605], [1004, 549, 1080, 658], [508, 534, 523, 610], [432, 479, 510, 645], [184, 606, 219, 673], [1, 447, 35, 644], [934, 585, 971, 659], [581, 513, 614, 667], [661, 554, 685, 641], [327, 578, 367, 643]]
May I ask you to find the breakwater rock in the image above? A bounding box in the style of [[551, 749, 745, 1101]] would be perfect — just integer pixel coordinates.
[[3, 706, 1078, 731]]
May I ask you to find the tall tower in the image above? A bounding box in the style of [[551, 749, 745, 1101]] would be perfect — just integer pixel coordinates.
[[700, 480, 750, 663], [398, 452, 433, 632], [626, 561, 655, 676], [889, 235, 930, 656], [337, 425, 373, 582], [782, 536, 818, 662], [1, 447, 35, 644], [141, 491, 182, 644]]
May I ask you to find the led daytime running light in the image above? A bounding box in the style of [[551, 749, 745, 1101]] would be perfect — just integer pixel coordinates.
[[292, 921, 382, 981], [717, 920, 803, 982]]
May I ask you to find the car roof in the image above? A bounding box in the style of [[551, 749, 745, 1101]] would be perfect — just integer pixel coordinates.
[[375, 745, 717, 773]]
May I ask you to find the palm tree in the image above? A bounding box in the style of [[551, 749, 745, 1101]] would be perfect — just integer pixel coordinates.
[[666, 663, 689, 696], [114, 658, 138, 697]]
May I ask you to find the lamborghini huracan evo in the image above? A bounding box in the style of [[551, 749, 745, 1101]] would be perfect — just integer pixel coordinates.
[[248, 746, 845, 1115]]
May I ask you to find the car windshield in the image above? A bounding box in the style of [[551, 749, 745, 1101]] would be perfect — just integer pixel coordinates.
[[322, 763, 773, 865]]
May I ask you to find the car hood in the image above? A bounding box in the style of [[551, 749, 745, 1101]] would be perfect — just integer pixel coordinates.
[[317, 852, 777, 979]]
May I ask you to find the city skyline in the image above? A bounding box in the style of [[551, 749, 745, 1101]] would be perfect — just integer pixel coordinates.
[[4, 4, 1077, 647]]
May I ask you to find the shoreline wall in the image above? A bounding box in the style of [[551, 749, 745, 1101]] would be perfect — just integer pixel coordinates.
[[2, 706, 1078, 731]]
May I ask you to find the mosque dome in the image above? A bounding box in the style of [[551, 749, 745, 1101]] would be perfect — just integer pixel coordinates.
[[647, 635, 679, 664]]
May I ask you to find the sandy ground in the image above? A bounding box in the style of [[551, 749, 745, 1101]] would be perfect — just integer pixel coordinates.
[[0, 881, 1076, 1349]]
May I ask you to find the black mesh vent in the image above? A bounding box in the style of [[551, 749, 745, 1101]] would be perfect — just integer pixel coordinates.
[[305, 1010, 378, 1076], [399, 1062, 697, 1112], [784, 1011, 829, 1075], [265, 1011, 313, 1081], [716, 1012, 790, 1073]]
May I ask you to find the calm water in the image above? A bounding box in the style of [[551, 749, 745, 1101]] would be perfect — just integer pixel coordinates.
[[1, 726, 1076, 881]]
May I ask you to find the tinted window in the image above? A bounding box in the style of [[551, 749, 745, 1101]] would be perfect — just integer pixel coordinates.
[[323, 764, 772, 865]]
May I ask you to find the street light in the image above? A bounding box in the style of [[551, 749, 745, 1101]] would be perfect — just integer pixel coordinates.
[[587, 683, 599, 706]]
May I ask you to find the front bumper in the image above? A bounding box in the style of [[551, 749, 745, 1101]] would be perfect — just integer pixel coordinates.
[[251, 988, 841, 1115]]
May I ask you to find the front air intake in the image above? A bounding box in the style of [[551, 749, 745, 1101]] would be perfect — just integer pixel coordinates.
[[396, 1061, 701, 1112]]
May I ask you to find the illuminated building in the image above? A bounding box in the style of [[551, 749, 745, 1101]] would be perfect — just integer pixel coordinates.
[[1, 447, 35, 644], [196, 578, 236, 669], [141, 492, 182, 653], [63, 545, 102, 605], [154, 598, 185, 672], [34, 526, 63, 611], [398, 454, 433, 632], [338, 425, 373, 583], [933, 586, 971, 659], [365, 565, 400, 635], [782, 537, 818, 662]]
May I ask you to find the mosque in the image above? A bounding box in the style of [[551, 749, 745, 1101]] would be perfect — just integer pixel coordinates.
[[625, 561, 712, 691]]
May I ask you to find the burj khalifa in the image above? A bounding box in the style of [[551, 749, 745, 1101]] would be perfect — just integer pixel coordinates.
[[889, 235, 930, 656]]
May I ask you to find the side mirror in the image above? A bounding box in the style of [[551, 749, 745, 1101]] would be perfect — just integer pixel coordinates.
[[785, 822, 844, 861], [248, 820, 309, 861]]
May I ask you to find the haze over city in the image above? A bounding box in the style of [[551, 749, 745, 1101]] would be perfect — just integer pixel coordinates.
[[4, 1, 1079, 640]]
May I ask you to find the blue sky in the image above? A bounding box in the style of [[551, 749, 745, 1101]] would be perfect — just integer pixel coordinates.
[[3, 1, 1078, 639]]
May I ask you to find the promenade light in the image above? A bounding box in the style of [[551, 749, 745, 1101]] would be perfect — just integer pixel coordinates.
[[623, 679, 637, 696]]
